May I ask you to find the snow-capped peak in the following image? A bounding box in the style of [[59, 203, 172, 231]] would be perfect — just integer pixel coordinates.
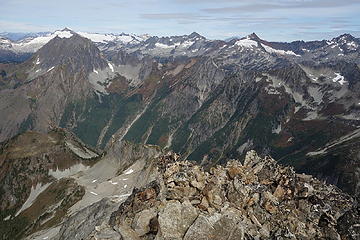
[[2, 28, 149, 53], [76, 32, 148, 45], [53, 29, 74, 39], [77, 32, 117, 43], [235, 36, 258, 48]]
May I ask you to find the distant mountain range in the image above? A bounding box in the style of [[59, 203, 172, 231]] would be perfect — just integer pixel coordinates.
[[0, 27, 359, 202]]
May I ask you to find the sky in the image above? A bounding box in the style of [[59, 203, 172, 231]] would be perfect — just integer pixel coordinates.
[[1, 0, 360, 41]]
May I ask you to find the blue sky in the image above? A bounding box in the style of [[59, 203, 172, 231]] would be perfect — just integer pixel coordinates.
[[1, 0, 360, 41]]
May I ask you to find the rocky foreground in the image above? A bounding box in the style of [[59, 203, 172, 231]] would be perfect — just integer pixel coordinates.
[[80, 151, 358, 240], [0, 132, 357, 239]]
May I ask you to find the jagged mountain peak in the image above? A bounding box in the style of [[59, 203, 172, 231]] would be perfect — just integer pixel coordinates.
[[188, 31, 205, 39], [326, 33, 359, 52], [32, 33, 108, 72], [61, 27, 73, 32], [246, 32, 261, 41], [333, 33, 356, 41]]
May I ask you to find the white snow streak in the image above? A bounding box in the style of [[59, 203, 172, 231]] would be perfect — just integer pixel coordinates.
[[108, 62, 114, 72], [262, 44, 300, 56], [124, 168, 134, 175]]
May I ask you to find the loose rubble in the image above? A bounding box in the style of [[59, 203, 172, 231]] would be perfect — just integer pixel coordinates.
[[106, 151, 358, 240]]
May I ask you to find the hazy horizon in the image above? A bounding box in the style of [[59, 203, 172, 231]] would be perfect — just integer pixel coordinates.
[[1, 0, 360, 41]]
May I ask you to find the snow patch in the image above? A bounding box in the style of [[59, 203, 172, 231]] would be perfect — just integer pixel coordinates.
[[108, 180, 118, 185], [347, 41, 358, 50], [108, 62, 114, 72], [333, 72, 347, 85], [110, 193, 131, 202], [262, 44, 300, 56], [235, 38, 257, 48], [47, 66, 55, 72], [155, 42, 174, 49], [124, 168, 134, 175], [93, 69, 99, 74], [307, 73, 318, 82], [272, 124, 282, 134], [55, 30, 73, 39], [78, 32, 116, 43], [78, 32, 141, 44], [181, 40, 194, 48]]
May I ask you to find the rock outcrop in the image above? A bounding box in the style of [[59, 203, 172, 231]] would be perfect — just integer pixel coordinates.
[[106, 150, 358, 240]]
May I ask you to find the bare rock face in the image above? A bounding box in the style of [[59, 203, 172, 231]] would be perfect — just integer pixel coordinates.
[[108, 150, 358, 240], [54, 198, 117, 240]]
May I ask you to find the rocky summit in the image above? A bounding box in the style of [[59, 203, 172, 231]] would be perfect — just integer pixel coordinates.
[[106, 151, 358, 240]]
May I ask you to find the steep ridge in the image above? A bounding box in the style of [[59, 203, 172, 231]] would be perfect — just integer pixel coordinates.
[[0, 132, 355, 240], [0, 129, 99, 239], [0, 130, 165, 239]]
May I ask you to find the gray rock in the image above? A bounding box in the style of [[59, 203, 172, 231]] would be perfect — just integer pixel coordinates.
[[157, 200, 198, 239], [55, 198, 117, 240], [183, 208, 245, 240], [132, 207, 158, 236]]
